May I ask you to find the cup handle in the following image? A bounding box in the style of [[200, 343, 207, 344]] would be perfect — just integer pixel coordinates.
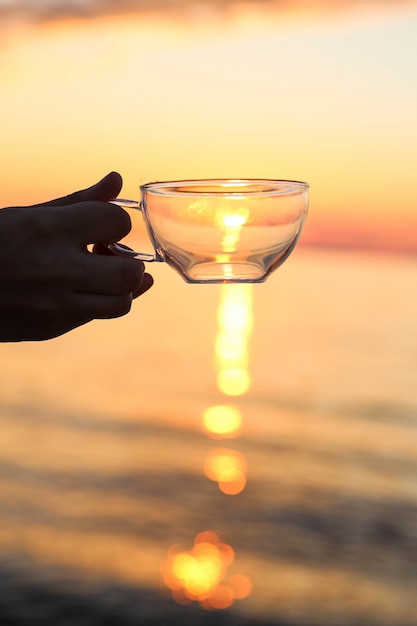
[[107, 198, 159, 262]]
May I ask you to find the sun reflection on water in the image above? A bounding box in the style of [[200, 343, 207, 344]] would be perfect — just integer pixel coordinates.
[[202, 404, 242, 438], [215, 284, 253, 396], [161, 531, 252, 610], [165, 282, 254, 609], [204, 447, 248, 495]]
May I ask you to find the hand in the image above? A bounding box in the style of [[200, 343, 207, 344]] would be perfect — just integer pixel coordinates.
[[0, 172, 153, 342]]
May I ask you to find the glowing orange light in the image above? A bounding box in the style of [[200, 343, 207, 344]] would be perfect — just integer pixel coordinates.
[[162, 531, 252, 611], [203, 448, 248, 495], [223, 213, 247, 228], [218, 468, 247, 495], [215, 332, 248, 363], [229, 574, 253, 600], [195, 530, 221, 545], [217, 367, 251, 396], [215, 285, 253, 397], [202, 404, 242, 438], [217, 285, 253, 332], [203, 584, 236, 610]]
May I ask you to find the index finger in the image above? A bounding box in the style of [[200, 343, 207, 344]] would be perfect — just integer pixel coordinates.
[[34, 172, 123, 208]]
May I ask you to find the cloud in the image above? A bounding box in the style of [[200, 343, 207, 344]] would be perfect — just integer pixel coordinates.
[[1, 0, 416, 22]]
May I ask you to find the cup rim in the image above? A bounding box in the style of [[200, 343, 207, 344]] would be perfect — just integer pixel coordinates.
[[140, 178, 309, 196]]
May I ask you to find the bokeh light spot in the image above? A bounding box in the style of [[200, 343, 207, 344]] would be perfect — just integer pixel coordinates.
[[205, 583, 236, 610], [162, 531, 251, 611], [217, 367, 251, 396], [202, 404, 242, 438], [218, 468, 247, 495], [229, 574, 253, 600], [203, 448, 248, 495]]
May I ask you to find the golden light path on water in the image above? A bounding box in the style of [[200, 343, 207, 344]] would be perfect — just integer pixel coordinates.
[[161, 530, 252, 610], [163, 283, 254, 609], [215, 285, 254, 397], [204, 447, 248, 496], [202, 404, 242, 439], [0, 244, 416, 621], [206, 283, 253, 496]]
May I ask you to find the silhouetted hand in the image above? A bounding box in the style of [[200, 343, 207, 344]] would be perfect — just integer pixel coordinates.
[[0, 172, 153, 342]]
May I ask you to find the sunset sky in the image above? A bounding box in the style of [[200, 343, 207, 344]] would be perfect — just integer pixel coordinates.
[[0, 0, 416, 252], [1, 6, 417, 619]]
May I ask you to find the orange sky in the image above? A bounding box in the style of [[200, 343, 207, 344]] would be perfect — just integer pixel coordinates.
[[0, 4, 416, 253]]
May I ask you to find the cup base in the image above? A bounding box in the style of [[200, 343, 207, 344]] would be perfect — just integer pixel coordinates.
[[185, 261, 265, 283]]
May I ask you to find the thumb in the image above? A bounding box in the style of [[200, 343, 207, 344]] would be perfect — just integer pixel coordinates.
[[33, 172, 123, 208]]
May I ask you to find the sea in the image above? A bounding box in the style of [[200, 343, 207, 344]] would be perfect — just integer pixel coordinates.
[[0, 247, 416, 625]]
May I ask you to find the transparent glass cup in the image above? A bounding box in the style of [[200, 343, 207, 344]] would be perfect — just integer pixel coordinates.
[[109, 179, 309, 284]]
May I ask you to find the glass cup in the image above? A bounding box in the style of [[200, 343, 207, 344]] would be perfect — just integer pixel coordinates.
[[109, 179, 309, 284]]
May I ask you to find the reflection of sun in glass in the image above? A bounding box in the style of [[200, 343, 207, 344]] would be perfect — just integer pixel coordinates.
[[202, 404, 242, 438], [215, 284, 253, 396], [162, 531, 252, 610], [217, 205, 249, 253], [222, 213, 247, 228], [204, 448, 247, 495]]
